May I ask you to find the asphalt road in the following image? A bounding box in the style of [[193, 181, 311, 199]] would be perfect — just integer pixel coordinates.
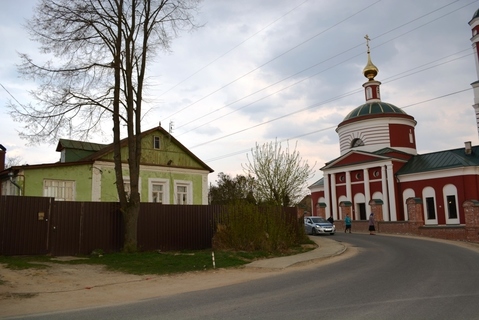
[[17, 234, 479, 320]]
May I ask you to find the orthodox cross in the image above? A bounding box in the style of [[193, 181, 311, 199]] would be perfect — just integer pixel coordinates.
[[365, 34, 371, 53]]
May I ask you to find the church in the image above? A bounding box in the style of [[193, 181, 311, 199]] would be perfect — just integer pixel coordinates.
[[308, 10, 479, 226]]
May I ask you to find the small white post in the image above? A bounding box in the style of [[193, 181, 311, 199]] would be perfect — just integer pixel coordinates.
[[211, 251, 216, 269]]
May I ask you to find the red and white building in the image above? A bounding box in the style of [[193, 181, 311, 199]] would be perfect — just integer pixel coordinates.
[[309, 11, 479, 225]]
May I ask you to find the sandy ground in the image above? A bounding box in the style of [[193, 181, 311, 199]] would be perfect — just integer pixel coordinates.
[[0, 250, 355, 319]]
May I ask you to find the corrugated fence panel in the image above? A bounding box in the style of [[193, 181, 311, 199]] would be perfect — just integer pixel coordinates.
[[138, 204, 225, 251], [0, 196, 51, 255], [81, 202, 123, 255], [50, 201, 82, 256], [1, 197, 296, 256]]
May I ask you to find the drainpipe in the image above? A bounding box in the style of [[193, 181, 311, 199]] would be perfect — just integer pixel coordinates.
[[8, 172, 22, 196]]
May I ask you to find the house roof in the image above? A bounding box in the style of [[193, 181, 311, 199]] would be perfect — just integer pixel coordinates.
[[56, 139, 108, 152], [397, 145, 479, 175], [308, 177, 324, 189], [81, 126, 214, 173], [0, 126, 214, 176]]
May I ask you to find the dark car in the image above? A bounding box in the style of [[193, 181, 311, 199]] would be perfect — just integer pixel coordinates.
[[304, 216, 335, 235]]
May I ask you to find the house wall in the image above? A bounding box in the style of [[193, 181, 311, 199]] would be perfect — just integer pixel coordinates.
[[95, 162, 208, 204], [97, 131, 207, 170], [21, 164, 93, 201]]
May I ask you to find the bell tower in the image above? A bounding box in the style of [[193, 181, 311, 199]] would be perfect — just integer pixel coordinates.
[[362, 35, 381, 103], [469, 9, 479, 137]]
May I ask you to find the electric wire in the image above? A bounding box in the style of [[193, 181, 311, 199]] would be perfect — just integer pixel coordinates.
[[175, 0, 475, 136], [161, 0, 382, 120]]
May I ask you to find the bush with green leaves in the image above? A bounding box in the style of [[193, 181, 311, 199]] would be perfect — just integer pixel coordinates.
[[213, 201, 308, 253]]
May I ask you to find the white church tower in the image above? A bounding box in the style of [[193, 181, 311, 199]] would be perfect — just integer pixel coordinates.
[[469, 9, 479, 137]]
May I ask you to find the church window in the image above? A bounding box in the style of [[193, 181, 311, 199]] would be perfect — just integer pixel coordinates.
[[355, 173, 362, 180], [366, 87, 372, 100], [339, 175, 345, 182], [426, 197, 436, 220], [447, 195, 457, 220], [351, 138, 364, 148], [373, 170, 379, 178]]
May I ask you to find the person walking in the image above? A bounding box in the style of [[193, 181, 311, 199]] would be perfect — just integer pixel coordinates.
[[368, 213, 375, 235], [344, 213, 352, 233], [327, 215, 334, 224]]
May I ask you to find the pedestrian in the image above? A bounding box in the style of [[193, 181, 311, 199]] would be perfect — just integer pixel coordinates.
[[327, 215, 334, 224], [368, 213, 375, 235], [344, 213, 352, 233]]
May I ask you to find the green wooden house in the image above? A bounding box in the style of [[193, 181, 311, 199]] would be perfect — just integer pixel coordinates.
[[0, 126, 213, 204]]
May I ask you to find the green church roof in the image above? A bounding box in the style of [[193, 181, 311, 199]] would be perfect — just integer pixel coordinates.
[[397, 145, 479, 175], [343, 101, 407, 121]]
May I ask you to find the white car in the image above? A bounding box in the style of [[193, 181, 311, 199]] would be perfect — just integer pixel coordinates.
[[304, 217, 335, 235]]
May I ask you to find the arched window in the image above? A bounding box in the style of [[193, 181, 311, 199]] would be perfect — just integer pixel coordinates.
[[443, 184, 459, 224], [422, 187, 437, 225], [351, 138, 364, 148]]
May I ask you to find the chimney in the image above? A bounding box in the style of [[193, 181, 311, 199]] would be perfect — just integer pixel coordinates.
[[465, 141, 472, 155], [0, 144, 6, 171]]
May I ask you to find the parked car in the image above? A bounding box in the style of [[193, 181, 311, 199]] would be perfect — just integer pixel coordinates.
[[304, 216, 335, 235]]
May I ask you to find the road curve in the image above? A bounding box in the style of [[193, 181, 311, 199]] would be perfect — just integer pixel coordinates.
[[17, 233, 479, 320]]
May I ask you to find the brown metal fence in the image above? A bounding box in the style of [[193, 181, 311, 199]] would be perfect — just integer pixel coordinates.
[[0, 196, 297, 256]]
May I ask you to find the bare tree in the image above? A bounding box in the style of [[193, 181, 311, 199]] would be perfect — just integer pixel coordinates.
[[8, 0, 201, 252], [243, 140, 315, 207], [5, 155, 25, 169]]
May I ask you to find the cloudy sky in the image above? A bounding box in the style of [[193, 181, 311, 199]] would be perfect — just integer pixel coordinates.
[[1, 0, 479, 189]]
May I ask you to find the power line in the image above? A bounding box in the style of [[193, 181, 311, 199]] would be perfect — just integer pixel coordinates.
[[161, 0, 382, 121], [157, 0, 311, 98], [175, 0, 476, 136], [204, 87, 473, 163]]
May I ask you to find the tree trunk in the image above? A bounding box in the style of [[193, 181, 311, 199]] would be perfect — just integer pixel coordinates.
[[121, 200, 140, 253]]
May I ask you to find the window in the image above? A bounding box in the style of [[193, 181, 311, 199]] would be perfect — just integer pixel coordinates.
[[174, 180, 192, 205], [373, 170, 379, 178], [122, 177, 141, 201], [44, 180, 75, 201], [351, 138, 364, 148], [423, 187, 437, 225], [153, 136, 161, 149], [426, 197, 436, 220], [177, 185, 188, 204], [443, 184, 459, 224], [447, 195, 458, 220], [148, 178, 169, 204], [366, 87, 372, 100], [339, 175, 345, 182]]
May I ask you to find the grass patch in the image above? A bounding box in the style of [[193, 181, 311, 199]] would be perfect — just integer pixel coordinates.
[[0, 244, 315, 276]]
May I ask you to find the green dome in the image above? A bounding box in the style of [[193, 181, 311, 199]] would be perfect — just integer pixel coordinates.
[[471, 8, 479, 23], [343, 102, 407, 121]]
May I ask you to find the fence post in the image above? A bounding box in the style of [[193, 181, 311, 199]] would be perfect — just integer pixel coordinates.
[[463, 200, 479, 242]]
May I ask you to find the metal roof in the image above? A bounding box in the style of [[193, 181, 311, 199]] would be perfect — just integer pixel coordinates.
[[397, 145, 479, 175], [343, 101, 408, 121], [56, 139, 108, 152]]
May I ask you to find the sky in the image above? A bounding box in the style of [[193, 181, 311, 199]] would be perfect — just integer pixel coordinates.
[[1, 0, 479, 190]]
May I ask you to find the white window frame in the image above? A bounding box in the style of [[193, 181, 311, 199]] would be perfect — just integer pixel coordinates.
[[443, 184, 459, 225], [148, 178, 169, 204], [122, 177, 141, 201], [422, 187, 437, 225], [174, 180, 192, 205], [43, 179, 76, 201]]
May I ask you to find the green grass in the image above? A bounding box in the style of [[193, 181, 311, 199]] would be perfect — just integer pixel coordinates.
[[0, 243, 315, 276]]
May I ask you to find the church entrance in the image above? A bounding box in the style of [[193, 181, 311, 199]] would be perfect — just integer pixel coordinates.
[[358, 203, 367, 220]]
